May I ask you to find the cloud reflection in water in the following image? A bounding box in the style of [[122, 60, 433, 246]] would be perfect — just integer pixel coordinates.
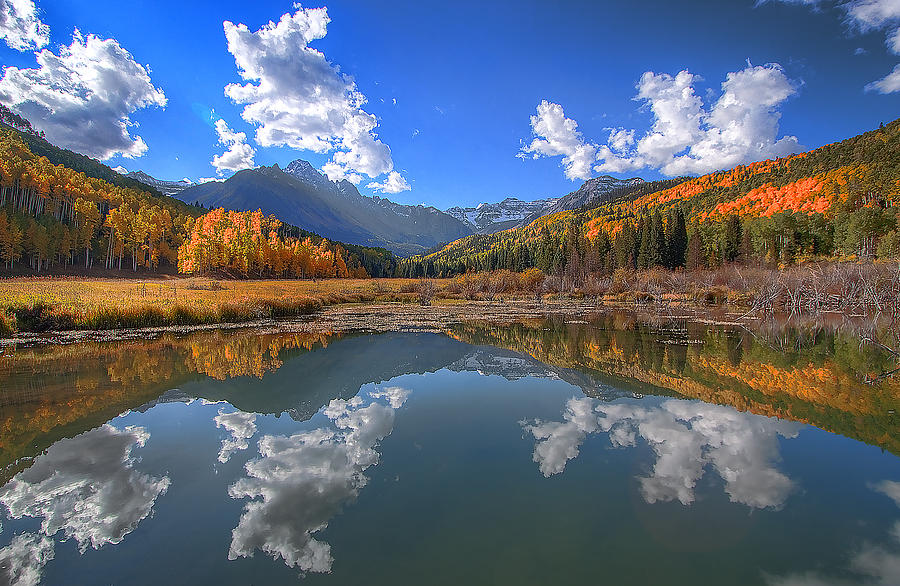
[[215, 410, 258, 463], [766, 481, 900, 586], [523, 397, 801, 509], [227, 387, 411, 574], [0, 424, 169, 584]]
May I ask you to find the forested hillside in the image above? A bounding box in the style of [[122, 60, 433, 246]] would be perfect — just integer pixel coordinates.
[[399, 119, 900, 278], [0, 121, 395, 278]]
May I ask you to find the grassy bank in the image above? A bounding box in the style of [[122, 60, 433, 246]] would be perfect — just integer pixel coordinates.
[[2, 262, 898, 336], [0, 277, 426, 334]]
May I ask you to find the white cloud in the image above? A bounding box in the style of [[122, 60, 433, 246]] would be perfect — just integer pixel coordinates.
[[889, 27, 900, 52], [518, 100, 599, 181], [521, 65, 800, 179], [0, 533, 54, 586], [214, 409, 257, 463], [845, 0, 900, 30], [228, 392, 407, 574], [866, 63, 900, 92], [0, 0, 49, 51], [366, 171, 410, 194], [596, 64, 802, 176], [0, 424, 170, 552], [523, 398, 800, 509], [0, 30, 166, 159], [222, 4, 408, 188], [211, 118, 256, 175]]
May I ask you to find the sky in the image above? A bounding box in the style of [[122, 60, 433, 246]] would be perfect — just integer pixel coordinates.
[[0, 0, 898, 209]]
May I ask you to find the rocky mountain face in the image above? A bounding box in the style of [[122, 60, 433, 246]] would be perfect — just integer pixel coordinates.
[[518, 175, 645, 226], [445, 197, 559, 234], [125, 170, 195, 197], [176, 160, 473, 256]]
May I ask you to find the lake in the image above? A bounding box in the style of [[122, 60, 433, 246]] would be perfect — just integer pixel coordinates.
[[1, 315, 899, 585]]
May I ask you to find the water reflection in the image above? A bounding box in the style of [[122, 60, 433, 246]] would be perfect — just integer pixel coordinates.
[[766, 481, 900, 585], [523, 397, 801, 509], [0, 425, 169, 550], [0, 317, 897, 584], [0, 532, 54, 586], [214, 410, 258, 463], [228, 387, 411, 575], [0, 425, 168, 585], [451, 317, 900, 456]]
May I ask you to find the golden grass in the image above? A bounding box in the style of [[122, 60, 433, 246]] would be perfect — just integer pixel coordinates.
[[0, 277, 437, 333]]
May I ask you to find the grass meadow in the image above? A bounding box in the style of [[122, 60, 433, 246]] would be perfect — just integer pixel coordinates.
[[0, 277, 430, 335]]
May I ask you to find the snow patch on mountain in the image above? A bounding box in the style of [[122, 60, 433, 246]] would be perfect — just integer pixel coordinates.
[[445, 197, 559, 234], [124, 170, 196, 197]]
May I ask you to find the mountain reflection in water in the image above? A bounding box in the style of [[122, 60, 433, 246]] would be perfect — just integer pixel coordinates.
[[0, 314, 897, 585]]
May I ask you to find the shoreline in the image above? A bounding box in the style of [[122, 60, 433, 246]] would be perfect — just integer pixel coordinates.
[[0, 300, 722, 349], [0, 297, 883, 351]]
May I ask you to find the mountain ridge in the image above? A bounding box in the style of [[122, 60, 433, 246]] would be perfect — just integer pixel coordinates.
[[124, 170, 195, 197], [175, 161, 473, 256]]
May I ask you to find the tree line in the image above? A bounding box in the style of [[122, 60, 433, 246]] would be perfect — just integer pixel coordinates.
[[0, 125, 395, 277]]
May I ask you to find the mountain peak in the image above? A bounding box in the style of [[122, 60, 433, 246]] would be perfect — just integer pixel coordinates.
[[284, 159, 331, 188], [125, 170, 194, 197]]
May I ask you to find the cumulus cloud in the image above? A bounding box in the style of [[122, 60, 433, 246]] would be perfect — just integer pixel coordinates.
[[518, 100, 599, 181], [0, 533, 54, 586], [523, 398, 800, 509], [0, 424, 170, 552], [366, 171, 411, 194], [228, 389, 410, 574], [211, 119, 256, 175], [0, 0, 49, 51], [222, 4, 408, 189], [0, 30, 166, 159], [521, 64, 800, 179], [214, 409, 258, 463], [596, 64, 802, 176]]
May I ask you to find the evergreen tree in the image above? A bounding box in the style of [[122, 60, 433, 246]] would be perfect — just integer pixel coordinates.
[[649, 210, 665, 268], [666, 206, 688, 268], [723, 215, 742, 263], [686, 227, 705, 270]]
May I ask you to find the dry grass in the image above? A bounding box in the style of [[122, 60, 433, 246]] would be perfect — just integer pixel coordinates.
[[0, 277, 429, 333], [2, 263, 897, 335]]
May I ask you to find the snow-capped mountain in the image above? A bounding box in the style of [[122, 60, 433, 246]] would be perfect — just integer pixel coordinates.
[[445, 197, 558, 234], [283, 159, 332, 190], [124, 170, 195, 197], [519, 175, 645, 225], [177, 159, 472, 256]]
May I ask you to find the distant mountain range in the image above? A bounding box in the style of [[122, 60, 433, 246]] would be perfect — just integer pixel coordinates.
[[123, 170, 195, 197], [518, 175, 646, 225], [173, 161, 471, 256], [128, 162, 644, 256], [445, 197, 559, 234]]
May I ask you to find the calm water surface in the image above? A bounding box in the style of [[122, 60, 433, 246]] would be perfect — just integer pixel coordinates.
[[0, 317, 899, 585]]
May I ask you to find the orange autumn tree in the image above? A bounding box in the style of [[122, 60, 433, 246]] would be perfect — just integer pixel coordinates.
[[177, 208, 361, 278]]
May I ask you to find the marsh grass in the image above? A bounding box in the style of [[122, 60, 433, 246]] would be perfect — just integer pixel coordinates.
[[0, 277, 420, 334], [2, 263, 897, 336]]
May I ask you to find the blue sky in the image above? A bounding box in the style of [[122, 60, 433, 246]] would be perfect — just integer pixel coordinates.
[[0, 0, 898, 209]]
